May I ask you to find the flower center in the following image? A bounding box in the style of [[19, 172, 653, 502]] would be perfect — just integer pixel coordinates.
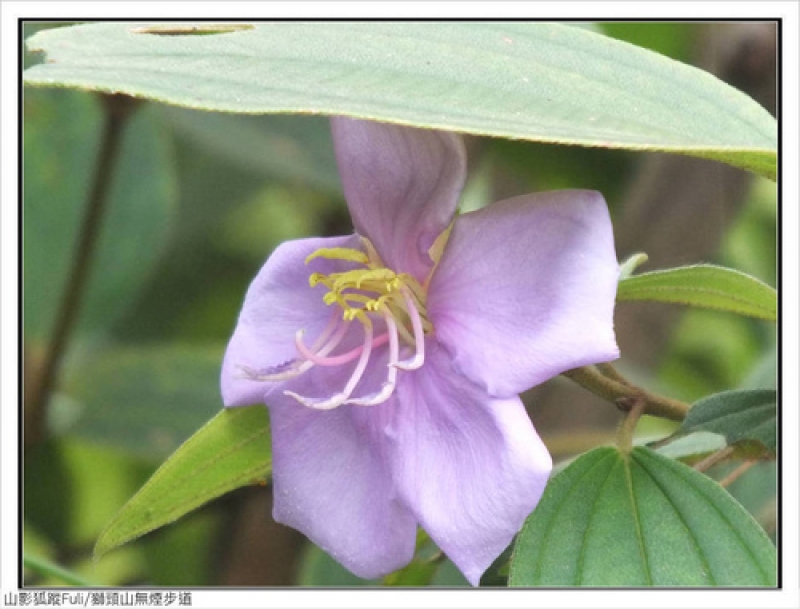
[[240, 238, 431, 410]]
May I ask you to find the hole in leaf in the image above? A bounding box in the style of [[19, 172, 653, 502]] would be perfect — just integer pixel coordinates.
[[131, 24, 254, 36]]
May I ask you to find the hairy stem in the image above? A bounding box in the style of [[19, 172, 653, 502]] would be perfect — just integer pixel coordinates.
[[596, 362, 634, 386], [26, 94, 140, 443], [562, 364, 690, 422]]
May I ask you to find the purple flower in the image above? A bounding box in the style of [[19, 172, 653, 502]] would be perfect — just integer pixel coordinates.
[[221, 118, 619, 585]]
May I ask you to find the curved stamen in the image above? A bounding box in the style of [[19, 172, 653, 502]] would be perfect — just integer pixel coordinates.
[[342, 315, 375, 396], [346, 306, 399, 406], [389, 304, 417, 346], [345, 380, 395, 407], [238, 313, 348, 382], [309, 315, 350, 357], [310, 311, 345, 352], [296, 331, 390, 367], [392, 286, 426, 371], [282, 389, 348, 411], [285, 314, 375, 410], [244, 238, 436, 411]]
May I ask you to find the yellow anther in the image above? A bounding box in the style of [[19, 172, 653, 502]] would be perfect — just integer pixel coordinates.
[[328, 269, 396, 292], [304, 242, 432, 342], [305, 247, 369, 265], [343, 307, 370, 323], [358, 269, 397, 289], [309, 272, 333, 288], [342, 294, 373, 305], [365, 297, 388, 312]]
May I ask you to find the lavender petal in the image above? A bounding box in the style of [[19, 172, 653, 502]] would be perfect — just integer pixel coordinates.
[[428, 190, 620, 399], [331, 117, 466, 283]]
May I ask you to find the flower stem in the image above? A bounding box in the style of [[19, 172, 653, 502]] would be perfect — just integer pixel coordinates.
[[23, 554, 96, 586], [693, 446, 736, 473], [595, 362, 634, 386], [562, 364, 690, 422], [26, 94, 140, 444], [617, 398, 646, 454], [719, 460, 757, 488]]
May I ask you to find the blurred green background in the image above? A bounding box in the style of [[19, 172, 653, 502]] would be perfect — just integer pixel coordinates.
[[22, 21, 777, 586]]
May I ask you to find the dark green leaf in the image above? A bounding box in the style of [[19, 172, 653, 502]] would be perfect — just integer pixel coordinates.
[[24, 88, 176, 341], [65, 344, 225, 461], [95, 406, 271, 558], [24, 22, 776, 178], [617, 265, 776, 321], [24, 439, 150, 548], [509, 446, 776, 586], [680, 389, 777, 454]]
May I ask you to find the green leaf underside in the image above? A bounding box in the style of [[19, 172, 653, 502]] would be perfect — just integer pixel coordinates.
[[680, 389, 777, 454], [617, 265, 777, 321], [509, 447, 776, 586], [24, 22, 775, 178], [94, 406, 270, 558], [654, 431, 727, 463]]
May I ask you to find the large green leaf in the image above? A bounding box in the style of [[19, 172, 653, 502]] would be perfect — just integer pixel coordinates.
[[509, 446, 776, 586], [23, 22, 775, 178], [617, 265, 777, 321], [23, 88, 176, 341], [680, 389, 777, 454], [95, 406, 271, 558]]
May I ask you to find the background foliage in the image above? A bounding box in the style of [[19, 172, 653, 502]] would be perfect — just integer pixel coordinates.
[[22, 22, 777, 586]]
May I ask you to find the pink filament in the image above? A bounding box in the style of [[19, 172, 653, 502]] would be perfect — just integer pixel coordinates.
[[295, 330, 390, 367], [284, 317, 375, 410], [257, 284, 425, 410], [238, 312, 348, 382], [345, 307, 399, 406]]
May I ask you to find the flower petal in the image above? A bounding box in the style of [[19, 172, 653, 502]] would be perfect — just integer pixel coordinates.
[[220, 234, 362, 408], [331, 117, 466, 282], [428, 190, 619, 398], [386, 342, 552, 586], [269, 398, 417, 579]]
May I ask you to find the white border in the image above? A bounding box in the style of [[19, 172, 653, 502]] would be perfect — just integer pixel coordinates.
[[3, 2, 798, 608], [2, 1, 800, 20], [1, 0, 22, 595]]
